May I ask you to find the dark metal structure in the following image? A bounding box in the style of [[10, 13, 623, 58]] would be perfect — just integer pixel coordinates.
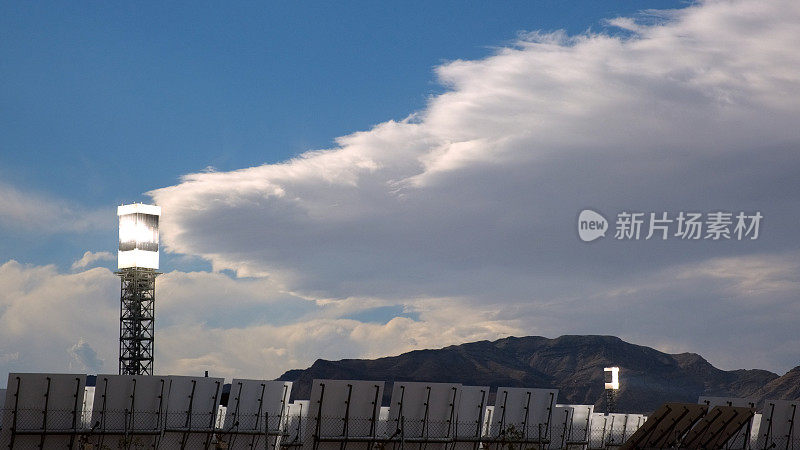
[[606, 389, 617, 414], [117, 267, 158, 375]]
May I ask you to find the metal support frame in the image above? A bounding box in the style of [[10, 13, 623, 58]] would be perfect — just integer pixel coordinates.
[[8, 376, 21, 449], [117, 268, 158, 376], [556, 408, 570, 449], [249, 383, 267, 450], [472, 389, 487, 450], [204, 380, 221, 449], [786, 404, 797, 450], [762, 403, 776, 450]]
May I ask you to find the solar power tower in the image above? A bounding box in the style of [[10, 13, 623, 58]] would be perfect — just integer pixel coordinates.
[[116, 203, 161, 375]]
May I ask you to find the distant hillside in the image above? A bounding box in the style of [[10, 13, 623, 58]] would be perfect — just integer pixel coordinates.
[[277, 335, 794, 413], [753, 365, 800, 401]]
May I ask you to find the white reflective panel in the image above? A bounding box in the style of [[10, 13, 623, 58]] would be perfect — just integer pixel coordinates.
[[602, 413, 626, 447], [454, 385, 489, 440], [452, 386, 489, 450], [89, 374, 167, 449], [557, 404, 593, 448], [160, 376, 223, 449], [698, 396, 756, 408], [624, 414, 644, 440], [602, 413, 643, 447], [216, 405, 227, 429], [0, 373, 86, 449], [749, 413, 762, 448], [118, 203, 162, 216], [377, 406, 391, 439], [118, 204, 161, 270], [223, 379, 291, 450], [588, 413, 608, 449], [118, 213, 159, 250], [482, 406, 494, 437], [387, 382, 460, 437], [549, 406, 573, 450], [284, 400, 310, 446], [290, 400, 310, 417], [118, 249, 159, 270], [490, 387, 558, 442], [757, 400, 800, 448], [385, 381, 460, 450], [82, 386, 96, 427], [305, 379, 384, 450], [586, 412, 645, 448]]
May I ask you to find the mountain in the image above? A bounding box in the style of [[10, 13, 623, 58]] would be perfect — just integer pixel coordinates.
[[276, 335, 792, 413], [753, 365, 800, 401]]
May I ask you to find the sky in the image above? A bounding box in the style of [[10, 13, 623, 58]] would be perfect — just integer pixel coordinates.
[[1, 0, 799, 383]]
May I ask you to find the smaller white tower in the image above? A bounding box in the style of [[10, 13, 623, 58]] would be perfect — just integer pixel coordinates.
[[604, 366, 620, 413]]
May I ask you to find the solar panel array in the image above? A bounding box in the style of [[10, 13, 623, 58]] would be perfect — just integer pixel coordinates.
[[284, 399, 310, 447], [11, 373, 797, 449]]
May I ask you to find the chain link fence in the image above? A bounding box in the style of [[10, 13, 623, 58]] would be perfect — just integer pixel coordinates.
[[2, 410, 796, 449]]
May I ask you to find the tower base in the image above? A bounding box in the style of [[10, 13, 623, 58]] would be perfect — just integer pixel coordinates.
[[117, 268, 158, 375]]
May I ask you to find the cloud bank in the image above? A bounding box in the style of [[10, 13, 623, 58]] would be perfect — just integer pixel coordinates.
[[145, 0, 800, 374], [0, 261, 520, 380]]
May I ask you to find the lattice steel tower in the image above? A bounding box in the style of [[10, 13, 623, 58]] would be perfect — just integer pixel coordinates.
[[116, 204, 161, 375]]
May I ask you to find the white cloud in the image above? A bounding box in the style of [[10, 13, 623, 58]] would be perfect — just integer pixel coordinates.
[[0, 184, 113, 234], [0, 261, 119, 377], [0, 260, 521, 381], [71, 251, 115, 270], [68, 338, 104, 373], [0, 251, 797, 383], [144, 0, 800, 373]]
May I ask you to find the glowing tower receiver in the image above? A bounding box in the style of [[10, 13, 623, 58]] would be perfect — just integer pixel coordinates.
[[604, 367, 620, 390], [117, 203, 161, 375]]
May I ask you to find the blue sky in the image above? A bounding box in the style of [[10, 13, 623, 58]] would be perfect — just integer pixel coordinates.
[[1, 0, 683, 272], [1, 0, 799, 381]]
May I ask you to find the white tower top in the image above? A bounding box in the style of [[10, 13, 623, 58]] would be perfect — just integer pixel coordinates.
[[118, 203, 161, 269], [604, 367, 620, 390]]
